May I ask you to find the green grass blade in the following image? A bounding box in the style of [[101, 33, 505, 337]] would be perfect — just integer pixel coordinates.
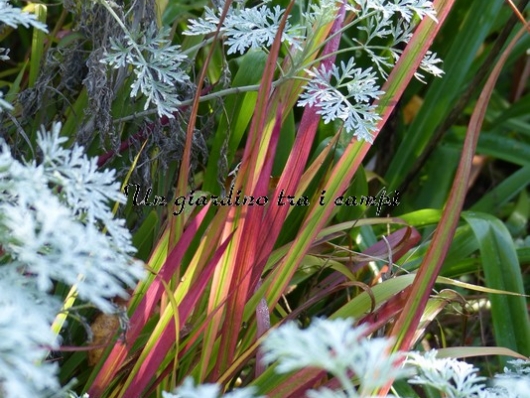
[[386, 5, 525, 384], [28, 4, 47, 88], [385, 0, 505, 191], [462, 211, 530, 359], [471, 165, 530, 213]]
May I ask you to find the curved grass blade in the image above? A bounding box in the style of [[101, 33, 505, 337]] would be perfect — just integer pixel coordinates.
[[384, 19, 530, 395], [462, 211, 530, 360]]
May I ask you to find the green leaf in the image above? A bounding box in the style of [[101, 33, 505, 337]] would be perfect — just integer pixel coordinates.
[[28, 4, 47, 88], [477, 131, 530, 166], [471, 165, 530, 213], [203, 50, 268, 193], [462, 211, 530, 360], [385, 0, 506, 190]]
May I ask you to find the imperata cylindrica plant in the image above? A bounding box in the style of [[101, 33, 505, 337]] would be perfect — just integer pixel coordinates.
[[1, 0, 528, 397]]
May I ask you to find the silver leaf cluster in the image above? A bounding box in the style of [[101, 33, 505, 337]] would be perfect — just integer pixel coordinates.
[[0, 123, 145, 397], [407, 351, 489, 397], [0, 122, 145, 311], [0, 1, 48, 113], [490, 359, 530, 397], [0, 0, 48, 31], [163, 376, 263, 398], [261, 317, 407, 397], [298, 0, 443, 143], [298, 59, 384, 144], [183, 2, 303, 55], [0, 269, 61, 398], [101, 23, 190, 118], [163, 318, 529, 398], [406, 352, 530, 398], [346, 0, 440, 79]]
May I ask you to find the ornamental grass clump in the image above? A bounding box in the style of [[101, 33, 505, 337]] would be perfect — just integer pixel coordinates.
[[1, 0, 530, 397]]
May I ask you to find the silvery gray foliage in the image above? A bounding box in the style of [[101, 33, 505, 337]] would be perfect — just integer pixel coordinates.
[[298, 59, 384, 144], [0, 48, 11, 111], [407, 352, 530, 398], [36, 125, 135, 253], [0, 92, 11, 112], [490, 359, 530, 397], [0, 268, 61, 398], [183, 0, 303, 55], [345, 0, 441, 80], [0, 1, 48, 113], [407, 351, 489, 397], [162, 376, 263, 398], [184, 0, 442, 143], [101, 22, 190, 118], [163, 318, 406, 398], [407, 351, 512, 398], [0, 48, 9, 61], [163, 318, 528, 398], [0, 123, 145, 397], [298, 0, 442, 143], [163, 318, 405, 398], [1, 122, 145, 311], [0, 47, 11, 110], [0, 0, 48, 31], [304, 0, 342, 26], [261, 318, 407, 397]]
